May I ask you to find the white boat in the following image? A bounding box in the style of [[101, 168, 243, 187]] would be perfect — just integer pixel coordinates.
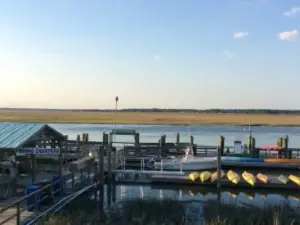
[[149, 148, 217, 171]]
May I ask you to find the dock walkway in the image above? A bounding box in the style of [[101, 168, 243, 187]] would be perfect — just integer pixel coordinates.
[[0, 171, 95, 225]]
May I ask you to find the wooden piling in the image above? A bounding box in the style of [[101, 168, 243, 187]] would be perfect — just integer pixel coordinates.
[[64, 135, 68, 158], [176, 132, 180, 144], [218, 136, 225, 156], [76, 135, 80, 152], [282, 136, 290, 158], [99, 133, 105, 185], [107, 134, 112, 181], [190, 135, 196, 155], [251, 137, 257, 157], [135, 133, 140, 156], [277, 137, 283, 158], [216, 145, 221, 189], [247, 135, 252, 154]]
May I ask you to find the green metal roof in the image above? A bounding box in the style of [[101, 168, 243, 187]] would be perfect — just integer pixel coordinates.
[[0, 123, 56, 148]]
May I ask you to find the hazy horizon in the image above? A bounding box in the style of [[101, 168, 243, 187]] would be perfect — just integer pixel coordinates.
[[1, 0, 299, 109], [1, 107, 300, 111]]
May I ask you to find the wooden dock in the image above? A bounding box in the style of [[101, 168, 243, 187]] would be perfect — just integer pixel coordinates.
[[150, 174, 300, 190]]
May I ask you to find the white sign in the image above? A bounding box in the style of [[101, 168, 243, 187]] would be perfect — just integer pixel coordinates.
[[16, 148, 61, 156]]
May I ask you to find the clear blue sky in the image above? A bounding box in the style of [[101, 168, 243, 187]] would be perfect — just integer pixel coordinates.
[[0, 0, 299, 109]]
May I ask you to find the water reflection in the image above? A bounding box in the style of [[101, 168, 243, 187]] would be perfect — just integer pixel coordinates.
[[106, 184, 300, 208]]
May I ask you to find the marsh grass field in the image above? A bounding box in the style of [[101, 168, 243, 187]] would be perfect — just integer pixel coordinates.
[[1, 109, 300, 126]]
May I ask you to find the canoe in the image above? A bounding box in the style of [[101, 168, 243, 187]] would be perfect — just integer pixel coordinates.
[[200, 171, 212, 183], [188, 172, 199, 182], [278, 175, 289, 184], [264, 159, 300, 164], [227, 170, 240, 184], [256, 173, 268, 183], [288, 175, 300, 186], [211, 170, 225, 182], [242, 171, 256, 186]]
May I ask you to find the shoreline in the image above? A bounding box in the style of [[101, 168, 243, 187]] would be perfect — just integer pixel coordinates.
[[1, 110, 300, 127]]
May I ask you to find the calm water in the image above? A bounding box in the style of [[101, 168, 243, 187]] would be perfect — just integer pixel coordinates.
[[51, 123, 300, 147], [103, 184, 300, 208], [50, 124, 300, 206]]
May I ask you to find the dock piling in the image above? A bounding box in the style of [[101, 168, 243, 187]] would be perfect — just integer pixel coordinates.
[[247, 135, 252, 155], [216, 146, 222, 189], [218, 136, 225, 156], [108, 134, 112, 181], [135, 133, 140, 156]]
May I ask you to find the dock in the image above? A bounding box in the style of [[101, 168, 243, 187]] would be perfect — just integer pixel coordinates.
[[150, 174, 300, 190]]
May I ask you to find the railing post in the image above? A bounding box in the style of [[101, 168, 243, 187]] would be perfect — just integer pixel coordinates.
[[16, 202, 20, 225], [71, 173, 75, 190], [34, 190, 38, 214]]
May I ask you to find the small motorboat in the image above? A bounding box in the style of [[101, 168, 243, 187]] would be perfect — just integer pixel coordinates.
[[256, 173, 268, 183], [188, 172, 199, 182], [242, 171, 256, 186], [199, 171, 212, 183], [288, 175, 300, 186], [278, 175, 289, 184], [227, 170, 240, 184], [211, 170, 225, 183]]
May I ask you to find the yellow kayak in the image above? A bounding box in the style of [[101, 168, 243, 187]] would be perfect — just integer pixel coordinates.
[[188, 172, 199, 182], [211, 170, 225, 183], [289, 175, 300, 186], [278, 175, 289, 184], [200, 171, 212, 183], [227, 170, 240, 184], [256, 173, 268, 183], [242, 171, 256, 186]]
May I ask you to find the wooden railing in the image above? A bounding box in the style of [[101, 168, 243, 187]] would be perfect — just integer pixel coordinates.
[[0, 177, 64, 225]]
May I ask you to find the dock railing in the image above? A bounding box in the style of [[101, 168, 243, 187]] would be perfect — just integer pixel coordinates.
[[0, 177, 64, 225], [25, 182, 98, 225], [0, 168, 96, 225]]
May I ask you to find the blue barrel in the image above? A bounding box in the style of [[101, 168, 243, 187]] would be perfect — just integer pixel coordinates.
[[26, 185, 40, 212], [52, 175, 63, 197]]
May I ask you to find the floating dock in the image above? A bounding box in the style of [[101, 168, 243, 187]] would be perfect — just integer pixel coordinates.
[[150, 174, 300, 190]]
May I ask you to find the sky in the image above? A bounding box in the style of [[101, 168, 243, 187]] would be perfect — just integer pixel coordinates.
[[0, 0, 300, 109]]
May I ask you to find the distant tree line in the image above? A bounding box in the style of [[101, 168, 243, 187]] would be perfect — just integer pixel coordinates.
[[2, 107, 300, 115]]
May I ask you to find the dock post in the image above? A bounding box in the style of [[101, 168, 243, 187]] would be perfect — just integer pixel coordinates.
[[159, 136, 163, 157], [100, 133, 105, 186], [283, 136, 290, 158], [76, 135, 80, 152], [218, 136, 225, 156], [108, 133, 112, 181], [135, 133, 140, 156], [251, 137, 257, 157], [247, 135, 252, 156], [190, 135, 196, 155], [64, 135, 68, 158], [216, 146, 222, 189], [277, 137, 283, 158], [176, 132, 180, 152], [162, 135, 166, 148]]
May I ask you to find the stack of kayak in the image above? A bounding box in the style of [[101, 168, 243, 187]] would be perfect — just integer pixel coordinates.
[[188, 170, 225, 183], [188, 170, 300, 187]]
